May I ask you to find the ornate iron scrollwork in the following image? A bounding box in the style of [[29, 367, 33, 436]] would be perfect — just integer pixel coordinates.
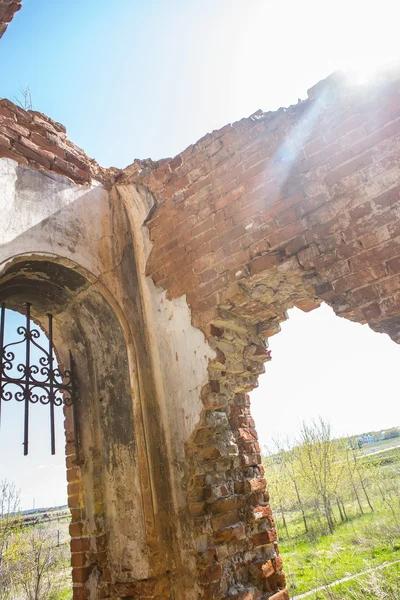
[[0, 303, 79, 457]]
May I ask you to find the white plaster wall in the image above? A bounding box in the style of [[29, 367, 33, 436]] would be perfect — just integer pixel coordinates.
[[0, 158, 151, 582], [146, 279, 214, 448], [0, 158, 112, 277]]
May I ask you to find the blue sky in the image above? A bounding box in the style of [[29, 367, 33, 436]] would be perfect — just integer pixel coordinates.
[[0, 0, 399, 509], [2, 0, 399, 167], [0, 311, 66, 511]]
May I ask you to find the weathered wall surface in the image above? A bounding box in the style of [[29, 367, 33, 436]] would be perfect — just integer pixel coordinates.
[[0, 157, 206, 599], [0, 0, 21, 38], [116, 71, 400, 599], [0, 157, 153, 597], [0, 156, 225, 599], [122, 71, 400, 343], [1, 57, 400, 600]]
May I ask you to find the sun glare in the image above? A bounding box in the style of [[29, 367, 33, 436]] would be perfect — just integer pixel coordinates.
[[343, 57, 400, 86]]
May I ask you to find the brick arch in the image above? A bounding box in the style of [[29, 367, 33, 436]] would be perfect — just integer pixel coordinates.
[[117, 71, 400, 598]]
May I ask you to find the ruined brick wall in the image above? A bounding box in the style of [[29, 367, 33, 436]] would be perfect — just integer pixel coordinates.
[[122, 70, 400, 343], [1, 50, 400, 600], [116, 70, 400, 599], [0, 99, 118, 185], [0, 0, 21, 38]]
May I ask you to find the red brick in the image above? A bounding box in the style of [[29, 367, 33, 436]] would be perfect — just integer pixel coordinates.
[[199, 563, 222, 584], [252, 529, 277, 547], [268, 219, 308, 248], [304, 136, 326, 157], [324, 152, 373, 186], [268, 591, 290, 600], [349, 240, 400, 272], [373, 184, 400, 208], [70, 537, 90, 554], [252, 505, 273, 520], [72, 567, 90, 584], [213, 522, 246, 543], [262, 556, 283, 578], [325, 113, 366, 145], [250, 252, 282, 276], [386, 256, 400, 275], [210, 495, 246, 514], [71, 553, 86, 568], [245, 478, 266, 493], [211, 509, 240, 531]]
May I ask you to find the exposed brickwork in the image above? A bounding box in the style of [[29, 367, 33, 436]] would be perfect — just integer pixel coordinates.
[[0, 99, 119, 185], [63, 404, 109, 600], [118, 70, 400, 598], [122, 70, 400, 344], [0, 0, 21, 38], [2, 11, 400, 592]]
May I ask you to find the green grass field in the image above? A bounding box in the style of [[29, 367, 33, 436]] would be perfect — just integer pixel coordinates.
[[297, 562, 400, 599], [271, 446, 400, 599], [281, 510, 400, 596]]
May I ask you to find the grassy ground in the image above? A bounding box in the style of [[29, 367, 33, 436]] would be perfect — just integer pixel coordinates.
[[281, 510, 400, 596], [274, 447, 400, 598], [49, 579, 73, 600], [301, 562, 400, 599]]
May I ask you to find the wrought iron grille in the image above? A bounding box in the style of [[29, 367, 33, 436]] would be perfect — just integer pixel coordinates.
[[0, 303, 79, 457]]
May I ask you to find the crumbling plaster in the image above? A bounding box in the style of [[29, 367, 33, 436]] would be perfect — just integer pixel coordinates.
[[0, 156, 220, 599]]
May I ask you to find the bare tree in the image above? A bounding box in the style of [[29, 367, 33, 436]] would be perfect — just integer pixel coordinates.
[[15, 526, 64, 600], [13, 83, 33, 111], [263, 449, 293, 538], [275, 438, 309, 534], [296, 418, 344, 534], [0, 480, 22, 599], [349, 439, 374, 512]]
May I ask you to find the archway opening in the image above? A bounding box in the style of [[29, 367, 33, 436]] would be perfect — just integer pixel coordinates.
[[251, 303, 400, 598], [0, 306, 72, 598]]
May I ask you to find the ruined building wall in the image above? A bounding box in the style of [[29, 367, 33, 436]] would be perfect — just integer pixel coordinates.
[[1, 25, 400, 599], [0, 156, 214, 599], [0, 99, 119, 185], [123, 71, 400, 342], [116, 71, 400, 599]]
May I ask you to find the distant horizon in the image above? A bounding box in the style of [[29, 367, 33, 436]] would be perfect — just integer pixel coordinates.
[[11, 425, 400, 514]]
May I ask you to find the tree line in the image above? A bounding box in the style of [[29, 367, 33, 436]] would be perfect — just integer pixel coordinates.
[[264, 418, 400, 539], [0, 481, 69, 600]]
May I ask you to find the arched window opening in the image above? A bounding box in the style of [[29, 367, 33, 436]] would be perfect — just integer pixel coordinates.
[[0, 303, 79, 458], [0, 257, 145, 599]]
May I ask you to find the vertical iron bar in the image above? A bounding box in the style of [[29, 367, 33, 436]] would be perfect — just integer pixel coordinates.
[[70, 351, 80, 463], [48, 313, 55, 455], [23, 303, 31, 456], [0, 303, 5, 428]]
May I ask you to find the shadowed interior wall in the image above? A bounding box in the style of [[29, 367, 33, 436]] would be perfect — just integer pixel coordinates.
[[0, 257, 149, 599]]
